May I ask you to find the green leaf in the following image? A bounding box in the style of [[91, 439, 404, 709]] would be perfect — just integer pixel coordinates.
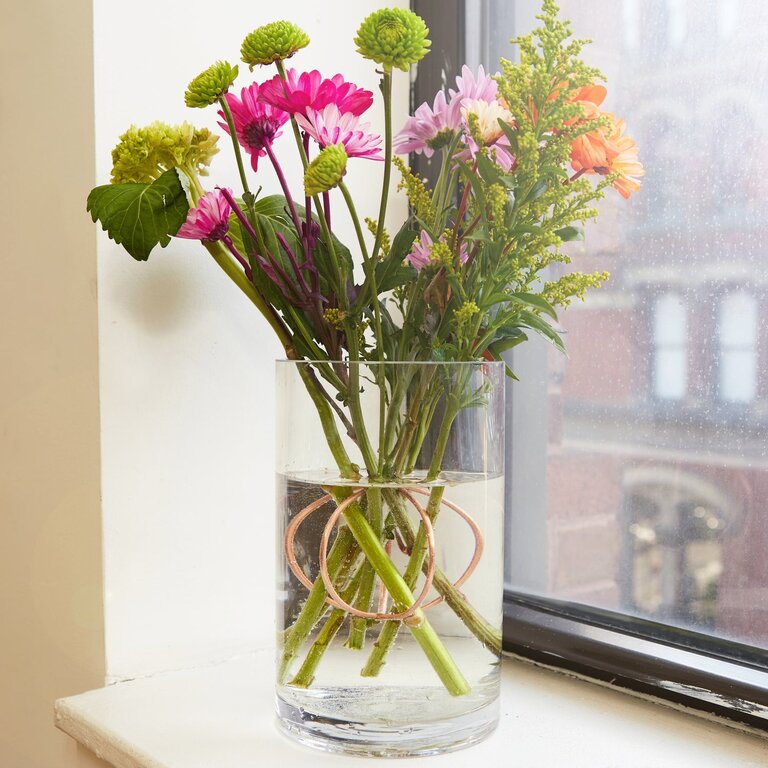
[[458, 162, 487, 210], [555, 225, 584, 242], [375, 223, 418, 293], [525, 178, 548, 203], [253, 194, 295, 220], [518, 310, 567, 354], [86, 168, 189, 261], [498, 119, 519, 155], [489, 330, 528, 355], [511, 292, 559, 320], [476, 153, 502, 185]]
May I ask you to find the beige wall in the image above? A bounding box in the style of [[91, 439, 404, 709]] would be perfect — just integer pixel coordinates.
[[0, 1, 107, 766]]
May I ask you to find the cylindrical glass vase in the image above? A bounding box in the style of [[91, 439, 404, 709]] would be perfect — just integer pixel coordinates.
[[275, 360, 505, 757]]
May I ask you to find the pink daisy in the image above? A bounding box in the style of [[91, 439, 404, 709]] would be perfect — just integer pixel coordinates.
[[217, 83, 289, 171], [405, 230, 470, 272], [394, 90, 460, 158], [259, 69, 373, 117], [447, 65, 500, 124], [176, 188, 232, 242], [296, 104, 383, 160]]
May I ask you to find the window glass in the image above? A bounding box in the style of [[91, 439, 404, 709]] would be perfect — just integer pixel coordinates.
[[719, 292, 758, 403], [652, 293, 687, 401], [499, 0, 768, 649]]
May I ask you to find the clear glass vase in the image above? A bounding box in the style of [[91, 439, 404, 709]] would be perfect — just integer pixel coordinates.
[[275, 360, 505, 757]]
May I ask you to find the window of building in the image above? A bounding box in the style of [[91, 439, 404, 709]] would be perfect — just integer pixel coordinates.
[[413, 0, 768, 729], [652, 292, 688, 401], [718, 291, 758, 404]]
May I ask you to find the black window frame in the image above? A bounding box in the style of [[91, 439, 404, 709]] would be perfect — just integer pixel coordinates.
[[411, 0, 768, 733]]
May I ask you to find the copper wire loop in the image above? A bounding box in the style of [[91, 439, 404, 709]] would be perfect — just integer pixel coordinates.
[[283, 486, 485, 622]]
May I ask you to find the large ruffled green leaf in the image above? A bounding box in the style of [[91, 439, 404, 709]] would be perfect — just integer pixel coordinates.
[[86, 168, 189, 261]]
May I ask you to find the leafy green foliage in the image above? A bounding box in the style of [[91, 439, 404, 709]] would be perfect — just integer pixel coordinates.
[[86, 168, 189, 261]]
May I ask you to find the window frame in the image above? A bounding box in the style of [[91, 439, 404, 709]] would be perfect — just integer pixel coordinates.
[[412, 0, 768, 733]]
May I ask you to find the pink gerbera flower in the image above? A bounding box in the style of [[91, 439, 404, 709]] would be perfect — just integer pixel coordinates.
[[176, 188, 232, 242], [217, 83, 289, 171], [406, 230, 470, 271], [394, 90, 460, 158], [296, 104, 383, 160], [259, 69, 373, 117]]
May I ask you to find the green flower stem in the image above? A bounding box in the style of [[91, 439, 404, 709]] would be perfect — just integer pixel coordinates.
[[346, 487, 383, 649], [340, 498, 470, 696], [344, 334, 378, 476], [288, 559, 366, 688], [359, 490, 501, 680], [363, 380, 499, 677], [345, 559, 376, 649], [388, 366, 436, 473], [279, 524, 360, 683], [217, 96, 254, 207], [338, 180, 388, 457], [338, 181, 370, 261], [371, 70, 393, 265]]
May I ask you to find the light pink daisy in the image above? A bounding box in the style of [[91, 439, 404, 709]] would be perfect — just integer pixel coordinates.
[[217, 83, 289, 171], [259, 69, 373, 117], [394, 90, 460, 158], [296, 104, 383, 160], [176, 188, 232, 242], [405, 230, 470, 272], [448, 65, 500, 123], [456, 98, 516, 172]]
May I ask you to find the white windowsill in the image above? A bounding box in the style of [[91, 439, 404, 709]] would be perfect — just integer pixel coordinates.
[[55, 652, 767, 768]]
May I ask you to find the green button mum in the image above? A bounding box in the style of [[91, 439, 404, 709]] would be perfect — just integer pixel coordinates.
[[241, 20, 310, 69], [304, 145, 348, 196], [184, 61, 239, 108], [355, 8, 430, 72]]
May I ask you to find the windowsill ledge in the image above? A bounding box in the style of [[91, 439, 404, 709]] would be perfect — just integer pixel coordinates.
[[55, 652, 767, 768]]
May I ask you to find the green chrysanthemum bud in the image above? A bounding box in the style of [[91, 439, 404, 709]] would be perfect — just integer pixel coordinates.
[[241, 20, 310, 69], [184, 61, 239, 108], [110, 122, 219, 184], [354, 8, 430, 72], [304, 144, 348, 196]]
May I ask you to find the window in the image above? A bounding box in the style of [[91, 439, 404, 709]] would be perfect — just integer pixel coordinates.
[[652, 292, 688, 401], [718, 291, 758, 404], [414, 0, 768, 729]]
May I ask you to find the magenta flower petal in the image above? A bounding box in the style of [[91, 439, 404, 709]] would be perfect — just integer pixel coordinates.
[[176, 188, 233, 242], [296, 104, 383, 160], [217, 83, 289, 171], [259, 69, 373, 117]]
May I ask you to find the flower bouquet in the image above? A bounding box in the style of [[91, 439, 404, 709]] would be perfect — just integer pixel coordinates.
[[87, 0, 641, 756]]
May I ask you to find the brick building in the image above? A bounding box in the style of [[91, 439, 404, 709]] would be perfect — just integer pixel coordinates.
[[543, 0, 768, 645]]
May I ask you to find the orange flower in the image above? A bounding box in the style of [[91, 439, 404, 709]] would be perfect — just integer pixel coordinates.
[[603, 115, 644, 199], [567, 89, 644, 199], [568, 84, 614, 173]]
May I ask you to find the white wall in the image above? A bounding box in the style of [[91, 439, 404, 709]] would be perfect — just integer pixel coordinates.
[[93, 0, 409, 682]]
